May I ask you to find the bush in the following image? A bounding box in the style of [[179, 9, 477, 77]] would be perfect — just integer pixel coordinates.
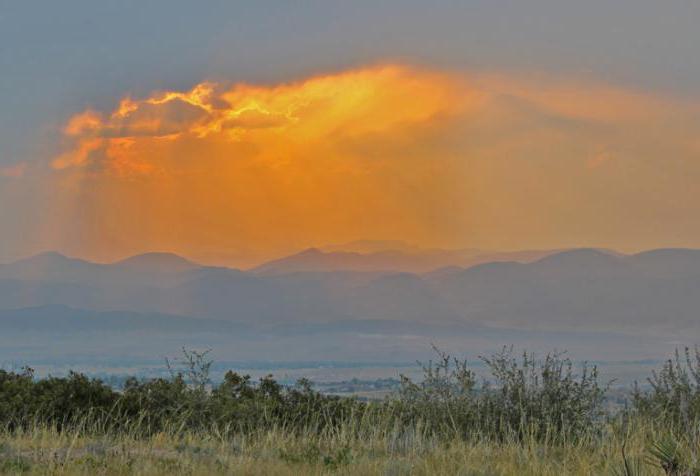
[[0, 368, 117, 430], [632, 346, 700, 433], [0, 346, 628, 445], [393, 347, 607, 442], [1, 344, 371, 436]]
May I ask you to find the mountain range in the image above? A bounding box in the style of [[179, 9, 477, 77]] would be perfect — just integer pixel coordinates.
[[252, 246, 562, 274], [1, 246, 699, 361]]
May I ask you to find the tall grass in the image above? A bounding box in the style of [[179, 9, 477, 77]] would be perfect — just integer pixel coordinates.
[[2, 347, 700, 474]]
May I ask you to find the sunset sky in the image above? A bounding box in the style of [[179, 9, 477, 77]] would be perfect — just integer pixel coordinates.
[[1, 1, 700, 266]]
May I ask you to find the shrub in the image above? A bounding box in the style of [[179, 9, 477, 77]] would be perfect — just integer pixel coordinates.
[[632, 346, 700, 433], [0, 347, 615, 444], [393, 346, 607, 442], [0, 367, 117, 430]]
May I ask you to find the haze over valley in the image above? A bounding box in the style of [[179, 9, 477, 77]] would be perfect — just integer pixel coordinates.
[[1, 243, 695, 366]]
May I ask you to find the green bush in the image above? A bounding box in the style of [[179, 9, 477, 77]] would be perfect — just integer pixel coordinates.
[[9, 346, 700, 447], [0, 368, 117, 430], [391, 347, 607, 442], [632, 346, 700, 432], [0, 344, 369, 438]]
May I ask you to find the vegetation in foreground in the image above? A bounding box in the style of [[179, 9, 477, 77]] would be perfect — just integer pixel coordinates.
[[2, 347, 700, 474]]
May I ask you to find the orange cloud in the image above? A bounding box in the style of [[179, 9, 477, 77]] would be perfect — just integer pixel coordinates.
[[47, 65, 479, 263], [35, 64, 700, 264], [53, 65, 471, 176]]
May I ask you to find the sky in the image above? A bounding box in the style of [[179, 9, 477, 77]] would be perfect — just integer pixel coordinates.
[[1, 1, 700, 266]]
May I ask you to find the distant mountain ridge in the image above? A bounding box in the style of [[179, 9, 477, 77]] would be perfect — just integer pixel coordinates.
[[2, 246, 699, 363], [252, 247, 563, 274], [2, 247, 700, 341], [0, 251, 206, 286]]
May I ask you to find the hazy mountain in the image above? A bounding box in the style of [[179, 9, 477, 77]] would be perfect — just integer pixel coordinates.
[[0, 251, 204, 287], [3, 248, 700, 342], [341, 272, 461, 322], [626, 248, 700, 278], [431, 248, 700, 333], [0, 252, 102, 283], [252, 247, 562, 274], [252, 248, 447, 274], [112, 252, 200, 274]]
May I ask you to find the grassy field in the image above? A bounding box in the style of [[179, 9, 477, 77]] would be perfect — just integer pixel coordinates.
[[0, 420, 681, 475], [2, 347, 700, 475]]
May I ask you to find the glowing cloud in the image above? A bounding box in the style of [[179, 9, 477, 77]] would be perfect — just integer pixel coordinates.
[[53, 66, 470, 176], [18, 64, 700, 265], [47, 65, 479, 263]]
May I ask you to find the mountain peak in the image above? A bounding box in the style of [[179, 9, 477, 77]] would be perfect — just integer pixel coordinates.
[[531, 248, 625, 275], [535, 248, 617, 263], [12, 251, 90, 267], [252, 247, 368, 274], [114, 252, 199, 272], [25, 250, 68, 260], [31, 251, 67, 259], [0, 251, 98, 281]]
